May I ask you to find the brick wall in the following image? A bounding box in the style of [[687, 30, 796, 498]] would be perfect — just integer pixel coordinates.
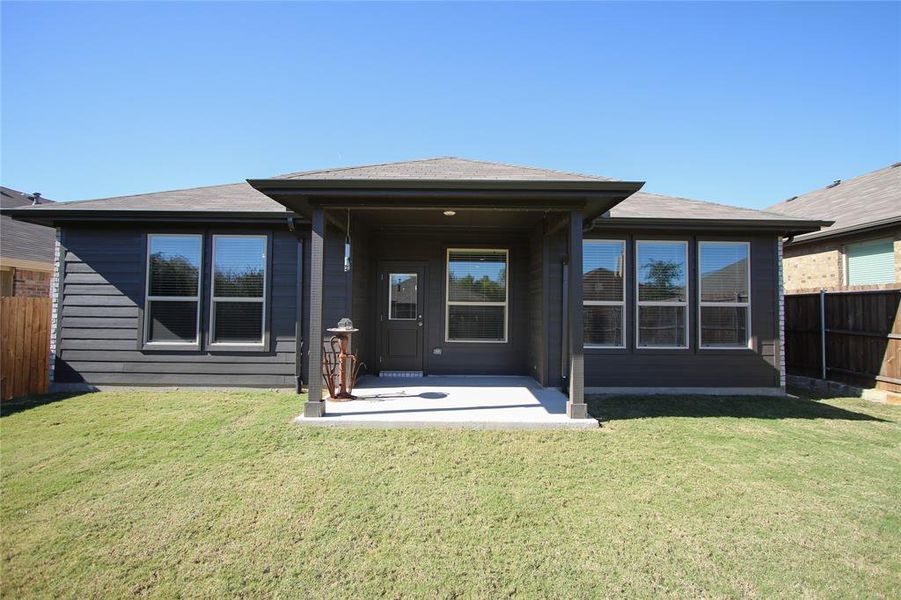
[[783, 228, 901, 293], [12, 269, 51, 297]]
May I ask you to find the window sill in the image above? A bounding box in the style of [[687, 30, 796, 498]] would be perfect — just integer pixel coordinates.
[[207, 342, 269, 353], [141, 341, 202, 353]]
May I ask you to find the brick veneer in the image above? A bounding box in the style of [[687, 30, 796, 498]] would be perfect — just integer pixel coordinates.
[[12, 269, 51, 297]]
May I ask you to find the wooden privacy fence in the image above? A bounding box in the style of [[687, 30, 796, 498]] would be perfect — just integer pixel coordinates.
[[784, 289, 901, 392], [1, 297, 51, 401]]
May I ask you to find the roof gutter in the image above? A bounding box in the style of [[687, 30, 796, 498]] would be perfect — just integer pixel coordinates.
[[782, 215, 901, 246], [589, 216, 832, 236], [0, 208, 301, 227]]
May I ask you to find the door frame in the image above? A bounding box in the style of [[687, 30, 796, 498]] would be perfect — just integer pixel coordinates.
[[376, 260, 429, 374]]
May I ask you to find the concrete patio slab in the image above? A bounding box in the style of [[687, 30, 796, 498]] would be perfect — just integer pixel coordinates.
[[295, 375, 598, 429]]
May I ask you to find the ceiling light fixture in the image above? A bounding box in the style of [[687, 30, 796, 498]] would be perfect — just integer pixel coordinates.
[[443, 210, 456, 216]]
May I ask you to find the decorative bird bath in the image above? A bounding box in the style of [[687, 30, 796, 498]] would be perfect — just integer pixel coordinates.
[[324, 318, 361, 400]]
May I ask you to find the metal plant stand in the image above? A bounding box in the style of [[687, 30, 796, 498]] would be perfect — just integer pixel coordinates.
[[322, 319, 363, 400]]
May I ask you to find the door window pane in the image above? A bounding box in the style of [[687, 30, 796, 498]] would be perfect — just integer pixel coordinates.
[[389, 273, 417, 320]]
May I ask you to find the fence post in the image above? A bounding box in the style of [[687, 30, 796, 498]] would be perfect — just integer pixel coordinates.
[[819, 289, 827, 380]]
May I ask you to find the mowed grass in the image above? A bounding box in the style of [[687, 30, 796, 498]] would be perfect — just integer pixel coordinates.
[[1, 390, 899, 598]]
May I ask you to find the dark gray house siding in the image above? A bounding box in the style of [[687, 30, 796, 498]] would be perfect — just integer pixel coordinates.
[[55, 224, 301, 388], [582, 230, 781, 388]]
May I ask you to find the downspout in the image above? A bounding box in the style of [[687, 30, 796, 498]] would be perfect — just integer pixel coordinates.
[[288, 216, 305, 393]]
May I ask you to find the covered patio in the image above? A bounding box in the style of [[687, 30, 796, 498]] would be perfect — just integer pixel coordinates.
[[295, 375, 598, 429]]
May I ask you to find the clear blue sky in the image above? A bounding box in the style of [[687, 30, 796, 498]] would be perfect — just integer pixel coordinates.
[[2, 1, 899, 208]]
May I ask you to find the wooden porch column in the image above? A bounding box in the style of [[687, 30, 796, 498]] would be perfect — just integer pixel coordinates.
[[304, 207, 326, 417], [567, 209, 588, 419]]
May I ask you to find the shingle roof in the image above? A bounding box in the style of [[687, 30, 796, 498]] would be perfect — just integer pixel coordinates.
[[766, 163, 901, 242], [604, 191, 816, 222], [21, 182, 285, 213], [273, 157, 614, 182], [0, 187, 56, 266]]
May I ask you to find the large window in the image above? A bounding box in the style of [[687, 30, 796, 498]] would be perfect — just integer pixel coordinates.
[[211, 235, 267, 345], [636, 241, 688, 348], [446, 249, 508, 342], [144, 234, 202, 345], [699, 241, 750, 348], [583, 240, 625, 347], [845, 238, 896, 286]]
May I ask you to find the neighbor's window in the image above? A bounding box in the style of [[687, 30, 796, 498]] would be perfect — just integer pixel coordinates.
[[636, 241, 688, 348], [446, 249, 508, 342], [144, 234, 202, 345], [699, 241, 750, 348], [845, 238, 896, 286], [211, 235, 267, 345], [583, 240, 626, 347]]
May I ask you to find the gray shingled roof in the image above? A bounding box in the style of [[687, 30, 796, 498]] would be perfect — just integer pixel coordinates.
[[605, 191, 817, 222], [21, 182, 285, 213], [766, 163, 901, 242], [0, 187, 56, 266], [274, 157, 614, 181], [2, 158, 826, 234]]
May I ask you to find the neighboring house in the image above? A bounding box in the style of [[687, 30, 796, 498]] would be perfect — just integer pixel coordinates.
[[4, 158, 825, 419], [767, 163, 901, 292], [0, 187, 56, 297]]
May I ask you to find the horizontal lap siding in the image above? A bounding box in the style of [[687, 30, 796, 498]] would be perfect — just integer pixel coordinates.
[[584, 233, 781, 389], [56, 226, 299, 388]]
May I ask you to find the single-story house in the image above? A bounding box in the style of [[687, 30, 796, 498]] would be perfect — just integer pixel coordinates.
[[5, 158, 826, 419], [767, 163, 900, 292], [0, 187, 55, 296]]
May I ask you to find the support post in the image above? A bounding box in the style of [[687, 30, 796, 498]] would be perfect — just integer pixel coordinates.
[[566, 210, 588, 419], [305, 207, 326, 417]]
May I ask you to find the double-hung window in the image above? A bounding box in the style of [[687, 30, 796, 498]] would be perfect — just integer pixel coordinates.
[[636, 241, 688, 348], [210, 235, 267, 346], [583, 240, 626, 347], [144, 234, 202, 346], [699, 241, 750, 348], [446, 249, 508, 342]]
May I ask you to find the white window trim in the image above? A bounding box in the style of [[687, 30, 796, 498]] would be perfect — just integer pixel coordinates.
[[698, 241, 751, 350], [635, 240, 689, 350], [209, 234, 268, 347], [584, 239, 626, 349], [388, 272, 418, 320], [445, 248, 509, 343], [143, 233, 202, 347]]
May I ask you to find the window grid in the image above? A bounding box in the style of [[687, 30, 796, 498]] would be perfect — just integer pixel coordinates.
[[143, 234, 203, 346], [635, 240, 689, 349], [445, 248, 508, 343], [698, 241, 751, 350], [209, 234, 267, 347], [584, 239, 626, 349]]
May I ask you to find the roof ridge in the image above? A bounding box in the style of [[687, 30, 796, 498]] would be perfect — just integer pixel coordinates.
[[446, 156, 610, 180], [275, 156, 455, 179]]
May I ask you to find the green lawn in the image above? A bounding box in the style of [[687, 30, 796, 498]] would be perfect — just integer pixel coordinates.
[[1, 391, 899, 598]]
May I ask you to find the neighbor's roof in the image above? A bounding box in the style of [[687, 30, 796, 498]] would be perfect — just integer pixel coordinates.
[[0, 187, 56, 268], [766, 163, 901, 243], [274, 157, 614, 182]]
